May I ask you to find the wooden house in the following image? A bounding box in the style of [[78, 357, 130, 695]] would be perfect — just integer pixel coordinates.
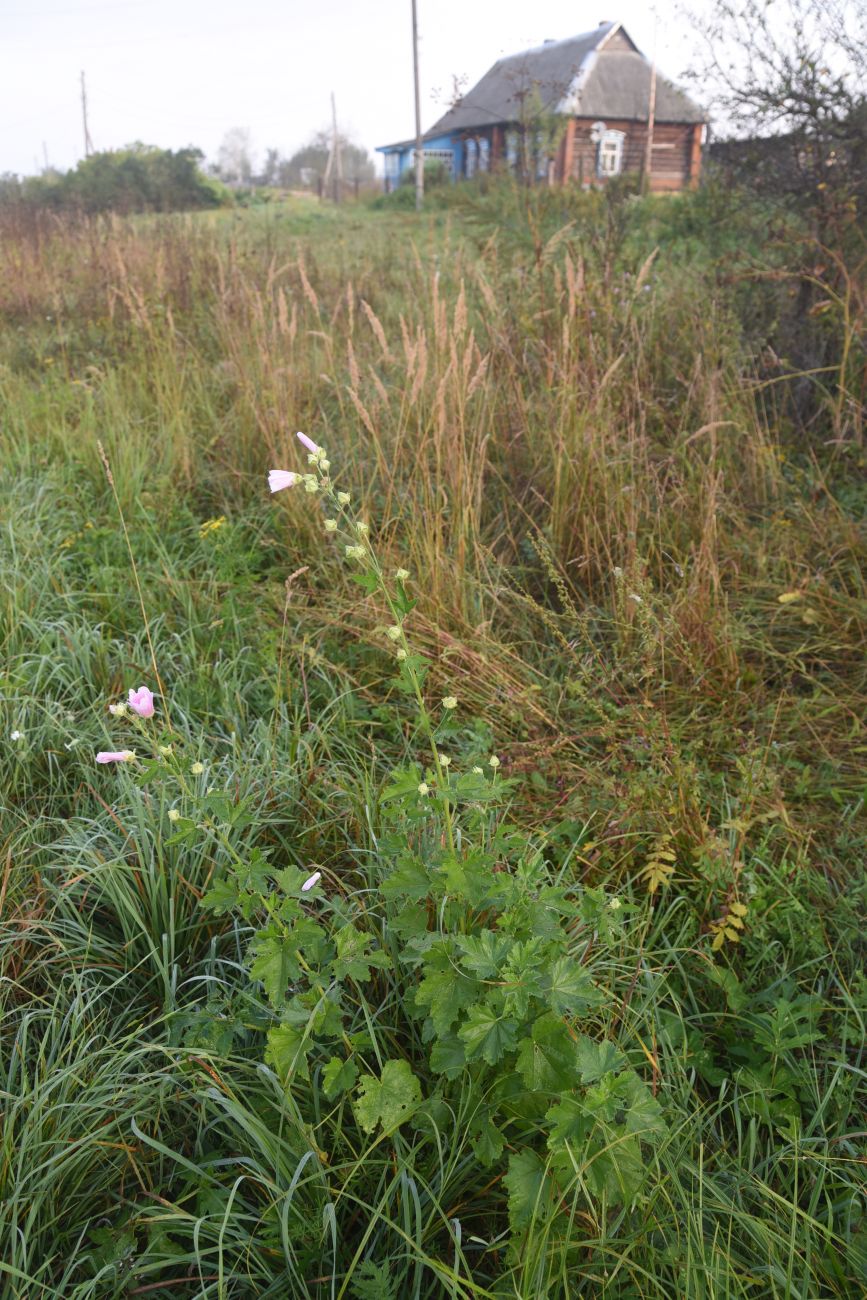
[[378, 21, 706, 192]]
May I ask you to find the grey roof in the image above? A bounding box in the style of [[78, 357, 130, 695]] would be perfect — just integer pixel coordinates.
[[422, 23, 704, 136], [576, 51, 705, 123]]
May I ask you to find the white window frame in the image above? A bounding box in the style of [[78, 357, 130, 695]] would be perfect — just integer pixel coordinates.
[[597, 129, 625, 177], [423, 148, 454, 178]]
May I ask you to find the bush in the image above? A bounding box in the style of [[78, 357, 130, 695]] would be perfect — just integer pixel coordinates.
[[2, 144, 227, 215]]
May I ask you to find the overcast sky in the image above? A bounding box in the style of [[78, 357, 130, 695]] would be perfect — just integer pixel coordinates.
[[1, 0, 713, 177]]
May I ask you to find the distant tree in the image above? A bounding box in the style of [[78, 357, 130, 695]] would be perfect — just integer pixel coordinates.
[[258, 147, 281, 187], [0, 146, 225, 215], [283, 130, 375, 191], [217, 128, 254, 185], [685, 0, 867, 207]]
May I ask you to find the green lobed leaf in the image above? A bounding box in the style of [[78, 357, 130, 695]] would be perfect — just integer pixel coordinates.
[[516, 1014, 579, 1092], [354, 1059, 423, 1135], [455, 930, 512, 979], [458, 1003, 518, 1065], [265, 1023, 310, 1082], [415, 967, 475, 1036], [322, 1056, 358, 1099], [248, 931, 300, 1007], [504, 1150, 552, 1231], [544, 956, 603, 1016]]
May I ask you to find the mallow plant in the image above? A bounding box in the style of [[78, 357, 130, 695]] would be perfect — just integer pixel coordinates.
[[95, 432, 667, 1251]]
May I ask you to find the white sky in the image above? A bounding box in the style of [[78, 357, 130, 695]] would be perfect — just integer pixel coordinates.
[[0, 0, 713, 177]]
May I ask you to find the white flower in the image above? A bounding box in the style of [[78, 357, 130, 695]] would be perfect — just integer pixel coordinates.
[[268, 470, 298, 493], [108, 702, 127, 717], [608, 897, 622, 910], [304, 476, 319, 494], [438, 753, 451, 767], [296, 432, 322, 456], [356, 521, 369, 535], [158, 744, 173, 756], [417, 782, 430, 796], [488, 755, 500, 769], [472, 766, 483, 775], [10, 730, 23, 741], [301, 870, 322, 892], [319, 459, 331, 473], [337, 491, 351, 505], [324, 519, 338, 532], [167, 809, 181, 823], [345, 544, 366, 560], [396, 648, 407, 661], [629, 593, 643, 604], [190, 762, 204, 775], [442, 696, 457, 710], [386, 625, 402, 642], [395, 568, 410, 581]]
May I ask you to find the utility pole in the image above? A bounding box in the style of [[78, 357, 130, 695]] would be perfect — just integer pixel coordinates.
[[642, 18, 657, 195], [324, 92, 342, 203], [411, 0, 423, 211], [80, 70, 94, 157]]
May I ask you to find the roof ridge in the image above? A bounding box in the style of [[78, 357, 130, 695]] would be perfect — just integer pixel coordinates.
[[492, 24, 613, 65]]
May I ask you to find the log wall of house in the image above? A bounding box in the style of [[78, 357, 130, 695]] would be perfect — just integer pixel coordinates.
[[569, 118, 700, 190], [457, 119, 703, 190]]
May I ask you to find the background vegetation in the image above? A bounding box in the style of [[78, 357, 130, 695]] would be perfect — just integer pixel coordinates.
[[0, 180, 864, 1297], [0, 144, 226, 215]]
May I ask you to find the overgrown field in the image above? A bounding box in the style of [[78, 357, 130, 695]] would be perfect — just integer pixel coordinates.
[[0, 185, 865, 1298]]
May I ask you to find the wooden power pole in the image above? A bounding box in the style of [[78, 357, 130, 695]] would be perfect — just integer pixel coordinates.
[[642, 19, 657, 194], [324, 92, 342, 203], [80, 70, 94, 157], [411, 0, 424, 211]]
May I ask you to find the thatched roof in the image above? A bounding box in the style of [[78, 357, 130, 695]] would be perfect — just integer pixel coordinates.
[[424, 22, 704, 136]]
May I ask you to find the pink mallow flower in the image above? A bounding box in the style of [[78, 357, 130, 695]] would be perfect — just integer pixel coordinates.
[[301, 870, 322, 892], [296, 432, 321, 455], [268, 470, 299, 493], [128, 686, 155, 718], [97, 750, 136, 764]]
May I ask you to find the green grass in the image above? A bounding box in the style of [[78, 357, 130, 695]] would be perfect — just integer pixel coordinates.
[[0, 182, 865, 1297]]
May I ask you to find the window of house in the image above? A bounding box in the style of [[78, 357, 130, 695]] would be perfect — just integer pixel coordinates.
[[478, 138, 490, 172], [465, 138, 478, 178], [598, 130, 625, 177], [423, 148, 454, 177], [535, 131, 549, 181], [505, 130, 519, 171]]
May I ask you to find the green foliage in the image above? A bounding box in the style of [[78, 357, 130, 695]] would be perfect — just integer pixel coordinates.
[[3, 144, 226, 214], [0, 190, 864, 1298]]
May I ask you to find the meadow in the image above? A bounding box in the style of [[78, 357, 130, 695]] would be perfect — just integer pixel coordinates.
[[0, 182, 865, 1298]]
